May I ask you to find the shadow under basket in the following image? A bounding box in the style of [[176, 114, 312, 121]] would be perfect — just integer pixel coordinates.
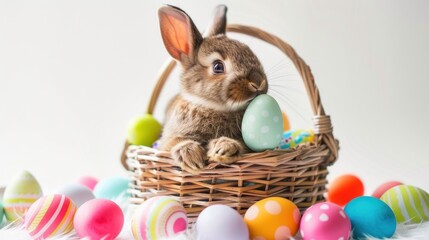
[[121, 24, 339, 223]]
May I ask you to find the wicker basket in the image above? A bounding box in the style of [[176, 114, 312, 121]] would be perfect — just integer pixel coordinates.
[[121, 24, 339, 222]]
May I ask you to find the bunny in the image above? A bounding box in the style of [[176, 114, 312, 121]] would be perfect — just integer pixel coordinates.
[[157, 5, 268, 173]]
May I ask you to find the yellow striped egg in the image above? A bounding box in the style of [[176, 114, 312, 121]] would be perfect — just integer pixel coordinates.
[[131, 196, 187, 240], [3, 171, 43, 222], [381, 185, 429, 223]]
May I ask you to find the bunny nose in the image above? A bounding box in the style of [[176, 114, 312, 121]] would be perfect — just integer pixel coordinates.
[[248, 80, 267, 93]]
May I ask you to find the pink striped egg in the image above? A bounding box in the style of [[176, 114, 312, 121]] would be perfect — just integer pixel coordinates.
[[24, 194, 76, 239], [131, 196, 188, 240]]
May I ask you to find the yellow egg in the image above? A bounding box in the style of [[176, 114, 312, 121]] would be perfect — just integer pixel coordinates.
[[244, 197, 301, 240]]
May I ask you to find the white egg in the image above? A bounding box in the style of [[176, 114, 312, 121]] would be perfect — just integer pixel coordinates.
[[56, 183, 95, 207]]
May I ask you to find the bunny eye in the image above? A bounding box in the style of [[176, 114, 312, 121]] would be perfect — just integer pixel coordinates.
[[212, 60, 225, 74]]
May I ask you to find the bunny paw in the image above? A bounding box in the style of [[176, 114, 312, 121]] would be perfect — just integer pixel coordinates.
[[207, 137, 244, 164], [171, 140, 206, 173]]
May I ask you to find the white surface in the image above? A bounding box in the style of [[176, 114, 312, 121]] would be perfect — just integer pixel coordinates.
[[0, 0, 428, 193]]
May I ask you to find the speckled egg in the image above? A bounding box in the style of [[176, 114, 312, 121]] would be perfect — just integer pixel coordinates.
[[278, 129, 314, 149], [3, 171, 43, 222], [24, 194, 77, 240], [381, 185, 429, 223], [242, 94, 283, 152], [132, 196, 188, 240], [345, 196, 396, 239], [300, 202, 351, 240], [244, 197, 300, 240]]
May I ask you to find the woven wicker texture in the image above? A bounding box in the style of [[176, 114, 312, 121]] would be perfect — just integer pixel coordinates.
[[123, 24, 339, 222]]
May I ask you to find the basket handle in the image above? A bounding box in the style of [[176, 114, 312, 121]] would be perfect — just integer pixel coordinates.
[[121, 24, 338, 169]]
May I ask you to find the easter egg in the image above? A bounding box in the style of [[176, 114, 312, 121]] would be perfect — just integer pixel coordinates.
[[244, 197, 300, 239], [127, 113, 162, 146], [327, 174, 364, 206], [300, 202, 351, 240], [74, 199, 124, 240], [132, 196, 187, 240], [282, 112, 290, 131], [93, 176, 130, 202], [381, 185, 429, 223], [372, 181, 403, 199], [76, 175, 98, 190], [345, 196, 396, 238], [242, 94, 283, 151], [24, 194, 76, 239], [196, 204, 248, 240], [278, 129, 314, 149], [56, 183, 95, 208], [3, 171, 43, 222]]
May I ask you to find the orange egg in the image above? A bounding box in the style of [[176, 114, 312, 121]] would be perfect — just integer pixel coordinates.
[[282, 112, 291, 131], [244, 197, 300, 240], [327, 174, 364, 206]]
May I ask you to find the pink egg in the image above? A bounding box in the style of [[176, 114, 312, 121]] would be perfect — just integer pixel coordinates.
[[372, 181, 403, 198], [24, 194, 76, 240], [74, 199, 124, 240], [300, 202, 351, 240], [76, 176, 98, 190]]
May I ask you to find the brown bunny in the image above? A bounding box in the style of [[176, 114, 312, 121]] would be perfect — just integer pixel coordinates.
[[158, 5, 268, 172]]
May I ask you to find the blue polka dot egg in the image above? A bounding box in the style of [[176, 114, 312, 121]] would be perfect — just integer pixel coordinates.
[[242, 94, 283, 152]]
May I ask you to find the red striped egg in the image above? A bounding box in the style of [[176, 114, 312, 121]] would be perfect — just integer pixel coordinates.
[[24, 194, 77, 239]]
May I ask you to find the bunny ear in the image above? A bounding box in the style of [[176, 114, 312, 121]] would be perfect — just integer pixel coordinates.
[[158, 5, 203, 62], [204, 5, 227, 37]]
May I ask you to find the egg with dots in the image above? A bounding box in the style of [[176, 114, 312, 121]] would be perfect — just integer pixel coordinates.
[[242, 94, 284, 152], [327, 174, 364, 206], [74, 199, 124, 240], [372, 181, 403, 199], [381, 185, 429, 223], [132, 196, 188, 240], [24, 194, 76, 240], [196, 204, 248, 240], [244, 197, 300, 240], [300, 202, 351, 240], [3, 171, 43, 222], [278, 129, 314, 150]]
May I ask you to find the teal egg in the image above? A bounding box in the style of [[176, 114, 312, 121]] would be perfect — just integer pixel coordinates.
[[93, 176, 130, 202], [345, 196, 396, 239], [242, 94, 283, 151]]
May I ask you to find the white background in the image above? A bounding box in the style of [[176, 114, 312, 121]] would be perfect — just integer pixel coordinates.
[[1, 0, 428, 194]]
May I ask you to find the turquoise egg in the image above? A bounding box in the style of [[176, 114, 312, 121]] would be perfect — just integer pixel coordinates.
[[345, 196, 396, 239], [242, 94, 283, 151], [93, 176, 130, 202]]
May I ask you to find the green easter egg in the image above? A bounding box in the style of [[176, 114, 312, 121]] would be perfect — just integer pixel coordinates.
[[242, 94, 283, 151], [3, 171, 43, 222], [380, 185, 429, 223], [127, 113, 162, 146]]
